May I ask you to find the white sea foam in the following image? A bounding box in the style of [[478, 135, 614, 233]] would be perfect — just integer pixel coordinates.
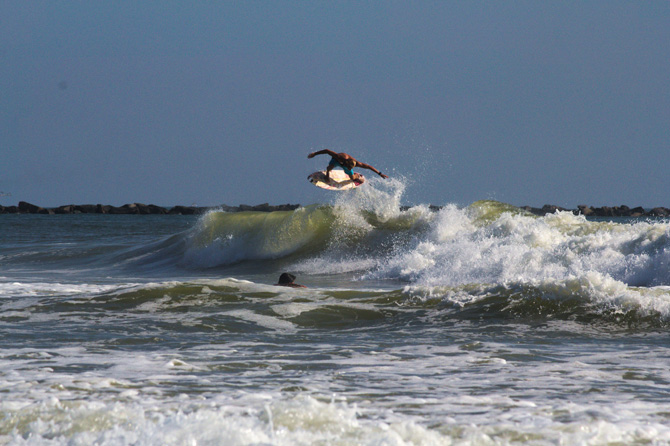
[[332, 176, 408, 224], [3, 306, 670, 445], [3, 390, 670, 445], [0, 282, 124, 299], [355, 204, 670, 315]]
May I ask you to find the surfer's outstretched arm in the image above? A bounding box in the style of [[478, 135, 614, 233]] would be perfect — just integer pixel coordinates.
[[308, 149, 338, 159], [356, 162, 389, 179]]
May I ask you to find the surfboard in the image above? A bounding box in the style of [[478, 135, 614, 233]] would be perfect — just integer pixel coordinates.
[[308, 170, 365, 191]]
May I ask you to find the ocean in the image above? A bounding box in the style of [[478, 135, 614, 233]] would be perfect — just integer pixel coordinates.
[[2, 180, 670, 445]]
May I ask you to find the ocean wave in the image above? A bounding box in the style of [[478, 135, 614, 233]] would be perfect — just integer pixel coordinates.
[[6, 189, 670, 310], [178, 190, 435, 269], [168, 197, 670, 289], [5, 276, 670, 332], [402, 273, 670, 327], [365, 201, 670, 287], [115, 196, 670, 319], [181, 206, 335, 267]]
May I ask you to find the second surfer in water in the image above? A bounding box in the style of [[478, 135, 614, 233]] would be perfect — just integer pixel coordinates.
[[275, 273, 306, 288], [308, 150, 389, 182]]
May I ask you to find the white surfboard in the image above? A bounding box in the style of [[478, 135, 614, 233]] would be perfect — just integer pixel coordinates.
[[308, 170, 365, 191]]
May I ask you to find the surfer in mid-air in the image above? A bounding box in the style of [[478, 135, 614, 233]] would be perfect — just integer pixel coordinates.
[[308, 149, 389, 183]]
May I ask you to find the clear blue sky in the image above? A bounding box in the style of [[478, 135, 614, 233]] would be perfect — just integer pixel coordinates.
[[2, 1, 669, 208]]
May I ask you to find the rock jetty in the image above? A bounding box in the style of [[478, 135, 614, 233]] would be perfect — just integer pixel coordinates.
[[519, 204, 669, 218], [0, 202, 301, 215], [2, 202, 669, 218]]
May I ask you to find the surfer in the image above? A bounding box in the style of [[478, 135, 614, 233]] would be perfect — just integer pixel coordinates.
[[275, 273, 307, 288], [308, 150, 389, 182]]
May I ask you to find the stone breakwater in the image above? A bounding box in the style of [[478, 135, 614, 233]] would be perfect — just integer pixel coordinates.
[[2, 201, 670, 218], [0, 201, 301, 215], [520, 204, 670, 217]]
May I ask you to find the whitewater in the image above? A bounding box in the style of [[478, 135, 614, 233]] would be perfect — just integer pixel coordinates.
[[2, 178, 670, 445]]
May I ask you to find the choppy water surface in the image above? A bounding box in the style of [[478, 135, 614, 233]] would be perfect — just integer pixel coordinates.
[[3, 182, 670, 444]]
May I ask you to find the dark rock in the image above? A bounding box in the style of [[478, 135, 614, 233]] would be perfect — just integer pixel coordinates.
[[125, 204, 139, 214], [616, 205, 631, 216], [135, 203, 167, 215], [630, 206, 645, 217], [148, 204, 167, 214], [274, 203, 301, 212], [593, 207, 613, 217], [55, 205, 75, 214], [168, 205, 199, 215], [107, 205, 133, 215], [18, 201, 43, 214], [649, 207, 670, 217], [577, 205, 594, 216], [74, 204, 97, 214], [252, 203, 271, 212], [133, 203, 167, 215], [607, 205, 632, 216]]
